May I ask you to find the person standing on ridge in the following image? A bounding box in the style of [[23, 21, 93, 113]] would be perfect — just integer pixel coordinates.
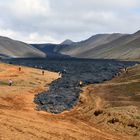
[[58, 71, 62, 78], [8, 79, 13, 86], [79, 81, 83, 87], [19, 66, 21, 71], [42, 70, 45, 75]]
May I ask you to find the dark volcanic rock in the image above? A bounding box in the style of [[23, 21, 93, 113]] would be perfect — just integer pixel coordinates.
[[2, 58, 138, 114], [34, 75, 81, 114]]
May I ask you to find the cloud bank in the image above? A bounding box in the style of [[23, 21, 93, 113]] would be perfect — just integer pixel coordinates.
[[0, 0, 140, 43]]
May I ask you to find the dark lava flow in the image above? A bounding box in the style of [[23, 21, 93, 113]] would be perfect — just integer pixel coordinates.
[[1, 58, 138, 114]]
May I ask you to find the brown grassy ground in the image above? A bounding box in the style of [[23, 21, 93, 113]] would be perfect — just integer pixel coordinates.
[[70, 64, 140, 140], [0, 63, 140, 140]]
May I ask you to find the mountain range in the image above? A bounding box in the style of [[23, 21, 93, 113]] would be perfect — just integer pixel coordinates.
[[32, 30, 140, 60], [0, 30, 140, 60]]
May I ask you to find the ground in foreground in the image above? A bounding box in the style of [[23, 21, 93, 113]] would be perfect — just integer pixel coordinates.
[[0, 63, 140, 140]]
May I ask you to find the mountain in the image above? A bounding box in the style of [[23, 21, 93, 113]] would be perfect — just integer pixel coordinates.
[[31, 30, 140, 60], [61, 39, 74, 45], [73, 32, 140, 60], [38, 31, 139, 60], [1, 30, 140, 60], [58, 33, 125, 56], [0, 36, 46, 58], [31, 39, 75, 58], [31, 43, 71, 58]]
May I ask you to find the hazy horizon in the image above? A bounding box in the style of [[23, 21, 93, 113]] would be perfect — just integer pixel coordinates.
[[0, 0, 140, 44]]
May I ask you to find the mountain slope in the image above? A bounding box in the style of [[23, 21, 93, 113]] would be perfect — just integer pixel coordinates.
[[57, 31, 140, 60], [58, 33, 124, 56], [31, 30, 140, 60], [0, 36, 46, 58], [0, 63, 127, 140], [31, 43, 71, 58], [76, 32, 140, 60]]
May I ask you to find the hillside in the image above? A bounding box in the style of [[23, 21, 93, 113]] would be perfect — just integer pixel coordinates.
[[0, 63, 140, 139], [32, 30, 140, 60], [1, 30, 139, 60], [31, 43, 71, 58], [74, 32, 140, 60], [0, 36, 46, 58], [58, 33, 124, 56], [58, 31, 140, 60]]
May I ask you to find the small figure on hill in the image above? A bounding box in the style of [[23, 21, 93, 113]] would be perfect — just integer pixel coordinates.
[[122, 67, 128, 74], [125, 67, 128, 74], [8, 79, 13, 86], [63, 69, 66, 74], [117, 72, 120, 77], [79, 81, 83, 87], [58, 71, 62, 78], [42, 70, 45, 75], [19, 66, 21, 71]]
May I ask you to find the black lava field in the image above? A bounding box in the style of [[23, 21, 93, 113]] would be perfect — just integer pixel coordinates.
[[2, 58, 138, 114]]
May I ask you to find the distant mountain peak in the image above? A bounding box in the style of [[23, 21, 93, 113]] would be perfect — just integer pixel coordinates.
[[134, 30, 140, 35], [61, 39, 74, 45]]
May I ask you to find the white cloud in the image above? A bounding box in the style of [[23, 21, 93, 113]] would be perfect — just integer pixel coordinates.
[[26, 33, 59, 43], [0, 0, 140, 43], [0, 28, 17, 38], [9, 0, 50, 18], [0, 28, 58, 44]]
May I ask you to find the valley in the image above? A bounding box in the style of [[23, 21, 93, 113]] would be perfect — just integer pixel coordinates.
[[0, 60, 140, 139]]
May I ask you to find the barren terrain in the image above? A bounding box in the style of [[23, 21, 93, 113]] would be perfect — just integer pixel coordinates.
[[0, 63, 140, 140]]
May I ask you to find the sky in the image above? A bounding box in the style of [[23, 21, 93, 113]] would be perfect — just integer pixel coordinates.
[[0, 0, 140, 44]]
